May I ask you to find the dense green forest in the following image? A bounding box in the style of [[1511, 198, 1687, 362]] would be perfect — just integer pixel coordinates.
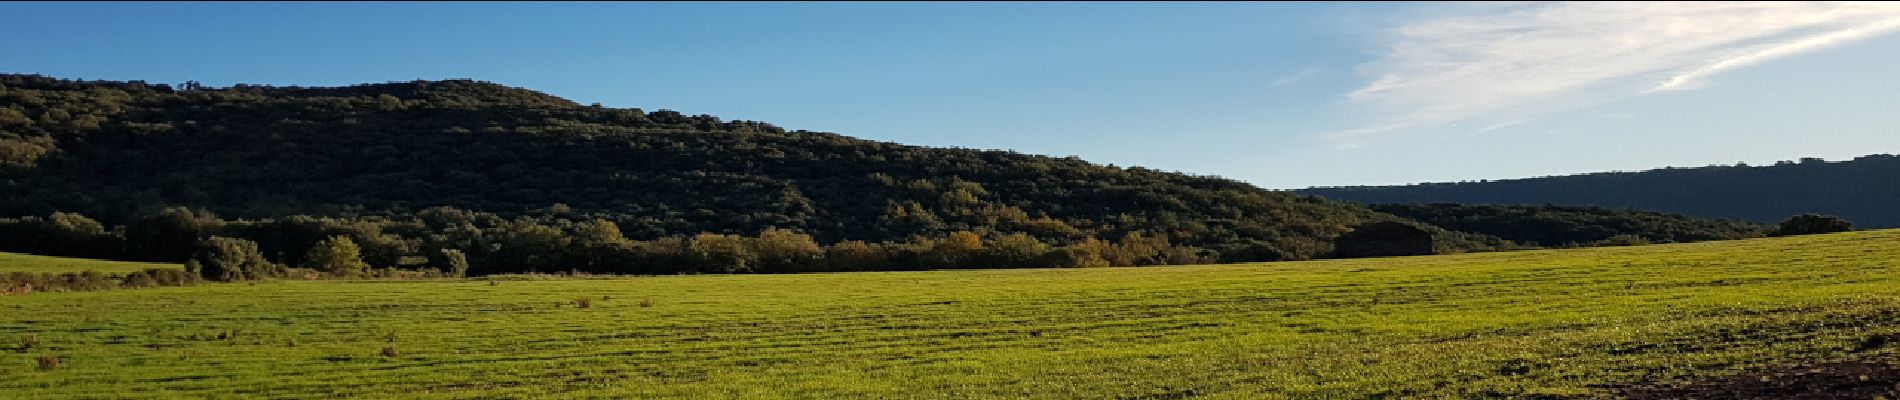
[[2, 74, 1531, 275], [1364, 203, 1768, 248], [1302, 155, 1900, 227]]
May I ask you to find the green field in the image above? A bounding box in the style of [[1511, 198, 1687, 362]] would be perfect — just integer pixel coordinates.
[[0, 252, 182, 275], [5, 231, 1900, 399]]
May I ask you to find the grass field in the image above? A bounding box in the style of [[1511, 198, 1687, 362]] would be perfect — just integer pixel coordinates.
[[5, 231, 1900, 399], [0, 252, 182, 275]]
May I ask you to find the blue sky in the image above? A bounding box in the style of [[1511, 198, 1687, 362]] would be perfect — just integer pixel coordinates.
[[6, 2, 1900, 189]]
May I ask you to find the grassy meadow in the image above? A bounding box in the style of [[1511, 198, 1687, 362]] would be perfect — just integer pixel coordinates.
[[0, 251, 182, 275], [5, 230, 1900, 399]]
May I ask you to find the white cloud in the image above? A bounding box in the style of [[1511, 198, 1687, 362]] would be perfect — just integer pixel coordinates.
[[1653, 13, 1900, 91], [1331, 1, 1900, 141]]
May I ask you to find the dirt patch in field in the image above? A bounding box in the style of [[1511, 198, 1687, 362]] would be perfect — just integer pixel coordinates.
[[1616, 357, 1900, 399]]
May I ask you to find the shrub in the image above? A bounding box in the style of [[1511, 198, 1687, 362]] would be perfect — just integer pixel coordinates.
[[1770, 214, 1854, 237], [749, 227, 822, 273], [687, 233, 757, 273], [1591, 234, 1652, 247], [146, 268, 202, 286], [824, 240, 889, 272], [3, 269, 203, 295], [1162, 247, 1212, 265], [190, 236, 284, 281], [1333, 221, 1436, 258], [305, 236, 370, 276], [1046, 239, 1111, 268], [121, 271, 159, 288], [436, 249, 469, 278], [985, 233, 1051, 268], [928, 231, 985, 268]]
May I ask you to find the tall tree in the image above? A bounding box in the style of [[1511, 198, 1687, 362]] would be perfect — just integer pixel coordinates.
[[305, 235, 370, 276]]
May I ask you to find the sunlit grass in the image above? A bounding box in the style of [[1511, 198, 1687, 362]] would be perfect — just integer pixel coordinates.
[[4, 230, 1900, 399], [0, 252, 182, 275]]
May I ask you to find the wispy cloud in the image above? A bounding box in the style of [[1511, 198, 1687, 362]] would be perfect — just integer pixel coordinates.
[[1331, 2, 1900, 141], [1476, 119, 1529, 134], [1269, 66, 1321, 87], [1653, 13, 1900, 91]]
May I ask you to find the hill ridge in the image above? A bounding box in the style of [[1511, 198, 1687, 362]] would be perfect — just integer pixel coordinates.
[[0, 73, 1404, 263], [1301, 154, 1900, 227]]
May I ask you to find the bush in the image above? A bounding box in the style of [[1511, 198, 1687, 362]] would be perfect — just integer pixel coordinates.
[[749, 228, 822, 273], [1333, 221, 1436, 258], [1591, 234, 1652, 247], [824, 240, 889, 272], [0, 268, 200, 295], [985, 233, 1051, 268], [1046, 240, 1111, 268], [121, 271, 159, 288], [190, 237, 285, 281], [66, 271, 112, 291], [145, 268, 202, 286], [687, 233, 756, 273], [1770, 214, 1854, 237], [305, 236, 370, 276], [435, 249, 469, 278]]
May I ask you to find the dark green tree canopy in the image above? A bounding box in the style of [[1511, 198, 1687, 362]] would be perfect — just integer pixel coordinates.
[[1364, 203, 1766, 247], [1332, 221, 1436, 258], [0, 73, 1418, 262], [187, 236, 283, 282], [1770, 214, 1854, 237]]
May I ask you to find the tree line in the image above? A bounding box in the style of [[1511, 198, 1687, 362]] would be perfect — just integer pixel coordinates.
[[1, 207, 1244, 281], [3, 207, 1848, 290], [1363, 203, 1770, 248]]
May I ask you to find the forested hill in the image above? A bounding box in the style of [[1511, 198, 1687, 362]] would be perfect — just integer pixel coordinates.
[[1301, 155, 1900, 228], [0, 73, 1413, 262]]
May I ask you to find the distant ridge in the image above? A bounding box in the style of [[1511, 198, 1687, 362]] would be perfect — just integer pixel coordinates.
[[1301, 155, 1900, 227]]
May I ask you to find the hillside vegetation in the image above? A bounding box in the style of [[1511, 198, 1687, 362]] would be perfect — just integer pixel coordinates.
[[5, 230, 1900, 398], [1302, 155, 1900, 227], [0, 74, 1441, 267]]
